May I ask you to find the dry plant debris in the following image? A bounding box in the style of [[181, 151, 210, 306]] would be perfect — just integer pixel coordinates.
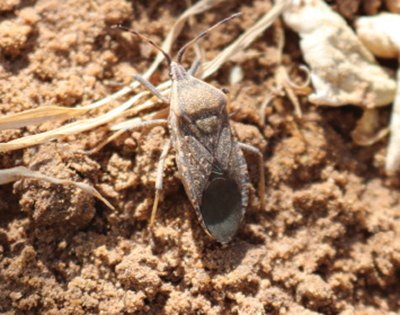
[[356, 12, 400, 173], [0, 166, 114, 210], [356, 13, 400, 59], [273, 25, 312, 118], [282, 0, 396, 107], [0, 0, 289, 152], [350, 108, 389, 146]]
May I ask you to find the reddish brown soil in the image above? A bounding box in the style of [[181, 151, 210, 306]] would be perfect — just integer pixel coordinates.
[[1, 0, 400, 314]]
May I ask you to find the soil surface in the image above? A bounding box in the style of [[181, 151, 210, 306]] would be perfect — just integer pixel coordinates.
[[1, 0, 400, 314]]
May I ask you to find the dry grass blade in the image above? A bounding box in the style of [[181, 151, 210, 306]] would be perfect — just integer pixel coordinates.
[[110, 84, 171, 131], [0, 91, 146, 152], [0, 166, 114, 210], [142, 0, 221, 80], [0, 82, 142, 131], [0, 106, 91, 131], [201, 0, 291, 79]]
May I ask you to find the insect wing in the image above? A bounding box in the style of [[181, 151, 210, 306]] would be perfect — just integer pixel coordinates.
[[170, 111, 249, 243], [169, 112, 214, 209], [206, 118, 249, 243]]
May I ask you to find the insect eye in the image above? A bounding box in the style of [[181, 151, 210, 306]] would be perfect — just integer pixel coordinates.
[[169, 72, 173, 77], [221, 88, 229, 94]]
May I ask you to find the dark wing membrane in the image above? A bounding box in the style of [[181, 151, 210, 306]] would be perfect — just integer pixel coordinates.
[[216, 120, 250, 221], [200, 163, 243, 243]]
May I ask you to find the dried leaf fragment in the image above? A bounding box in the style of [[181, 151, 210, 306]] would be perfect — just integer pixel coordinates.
[[351, 108, 389, 146], [356, 13, 400, 173], [282, 0, 396, 107], [356, 13, 400, 59]]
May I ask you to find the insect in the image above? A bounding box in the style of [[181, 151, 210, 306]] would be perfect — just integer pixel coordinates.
[[111, 13, 265, 243]]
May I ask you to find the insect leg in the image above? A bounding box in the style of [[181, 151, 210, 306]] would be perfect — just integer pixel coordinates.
[[229, 107, 242, 119], [223, 88, 244, 117], [132, 74, 169, 104], [188, 59, 200, 76], [149, 139, 171, 245], [221, 87, 234, 115], [82, 119, 168, 155], [238, 142, 265, 211]]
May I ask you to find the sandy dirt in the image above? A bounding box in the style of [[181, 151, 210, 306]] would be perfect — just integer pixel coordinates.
[[1, 0, 400, 314]]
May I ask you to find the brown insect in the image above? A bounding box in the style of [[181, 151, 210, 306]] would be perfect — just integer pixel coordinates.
[[111, 13, 265, 243]]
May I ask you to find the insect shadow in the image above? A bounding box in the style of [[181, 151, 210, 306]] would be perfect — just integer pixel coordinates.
[[98, 13, 266, 245]]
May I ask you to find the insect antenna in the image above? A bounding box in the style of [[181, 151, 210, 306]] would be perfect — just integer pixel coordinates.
[[111, 25, 172, 66], [176, 12, 243, 65]]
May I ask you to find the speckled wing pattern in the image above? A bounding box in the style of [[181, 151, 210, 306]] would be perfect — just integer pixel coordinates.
[[169, 106, 249, 243]]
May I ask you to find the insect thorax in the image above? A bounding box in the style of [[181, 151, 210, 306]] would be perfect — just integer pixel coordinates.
[[170, 76, 227, 135]]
